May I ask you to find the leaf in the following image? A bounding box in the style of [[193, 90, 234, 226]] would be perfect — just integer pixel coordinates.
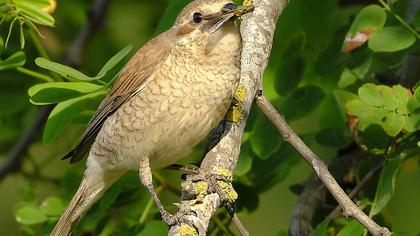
[[381, 112, 405, 136], [28, 82, 105, 105], [39, 197, 66, 217], [154, 0, 191, 34], [35, 58, 93, 80], [19, 21, 25, 49], [313, 219, 330, 236], [35, 46, 132, 81], [96, 45, 133, 78], [358, 83, 386, 107], [235, 183, 259, 213], [274, 33, 306, 96], [14, 0, 55, 26], [276, 86, 325, 121], [343, 4, 386, 52], [348, 5, 386, 35], [368, 27, 416, 52], [15, 206, 48, 225], [0, 51, 26, 70], [0, 36, 3, 51], [234, 142, 253, 176], [336, 219, 364, 236], [137, 220, 168, 236], [250, 115, 282, 160], [5, 17, 17, 49], [43, 89, 106, 143], [370, 156, 401, 216]]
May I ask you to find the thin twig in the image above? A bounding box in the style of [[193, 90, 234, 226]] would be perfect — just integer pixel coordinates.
[[327, 162, 383, 219], [254, 93, 391, 236], [232, 214, 249, 236]]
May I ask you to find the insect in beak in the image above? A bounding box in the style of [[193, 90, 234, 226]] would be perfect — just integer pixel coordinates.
[[203, 2, 255, 34]]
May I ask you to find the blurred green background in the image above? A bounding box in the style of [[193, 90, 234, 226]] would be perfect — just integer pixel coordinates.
[[0, 0, 419, 235]]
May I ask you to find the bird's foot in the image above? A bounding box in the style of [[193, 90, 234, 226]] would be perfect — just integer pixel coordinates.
[[161, 208, 196, 226]]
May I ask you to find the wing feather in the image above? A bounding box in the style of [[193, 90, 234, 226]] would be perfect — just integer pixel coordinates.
[[63, 32, 173, 163]]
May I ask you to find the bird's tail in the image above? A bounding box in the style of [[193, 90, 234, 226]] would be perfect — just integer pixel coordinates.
[[50, 169, 123, 236]]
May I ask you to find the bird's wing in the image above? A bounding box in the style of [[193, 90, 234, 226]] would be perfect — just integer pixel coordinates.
[[63, 32, 173, 163]]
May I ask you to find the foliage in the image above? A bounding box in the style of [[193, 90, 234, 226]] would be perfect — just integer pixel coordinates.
[[0, 0, 419, 235]]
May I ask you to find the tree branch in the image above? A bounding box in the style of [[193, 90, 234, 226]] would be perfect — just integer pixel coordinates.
[[0, 0, 111, 181], [168, 0, 287, 235], [254, 93, 391, 236]]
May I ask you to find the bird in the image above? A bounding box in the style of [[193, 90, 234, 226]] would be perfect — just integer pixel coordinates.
[[51, 0, 249, 235]]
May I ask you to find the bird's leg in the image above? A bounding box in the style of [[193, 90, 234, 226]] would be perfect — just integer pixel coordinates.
[[139, 158, 196, 225]]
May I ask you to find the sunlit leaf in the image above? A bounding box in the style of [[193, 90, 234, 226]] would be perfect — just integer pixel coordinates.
[[0, 51, 26, 71], [336, 219, 364, 236], [313, 219, 330, 236], [15, 206, 48, 225], [343, 4, 386, 52], [43, 89, 106, 143], [13, 0, 55, 26], [368, 27, 416, 52], [35, 46, 132, 81], [28, 82, 105, 105], [40, 196, 66, 217]]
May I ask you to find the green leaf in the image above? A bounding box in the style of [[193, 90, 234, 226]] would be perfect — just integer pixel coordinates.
[[28, 82, 105, 105], [0, 51, 26, 70], [14, 0, 55, 26], [251, 115, 282, 160], [35, 46, 132, 81], [39, 197, 66, 217], [274, 33, 306, 96], [96, 45, 133, 78], [35, 58, 93, 80], [358, 83, 386, 107], [337, 219, 364, 236], [0, 36, 3, 51], [137, 220, 168, 236], [368, 27, 416, 52], [370, 156, 401, 216], [15, 206, 48, 225], [349, 5, 386, 35], [276, 86, 325, 121], [381, 112, 405, 136], [154, 0, 191, 34], [19, 20, 25, 49], [313, 219, 330, 236], [43, 89, 106, 143], [234, 142, 253, 176]]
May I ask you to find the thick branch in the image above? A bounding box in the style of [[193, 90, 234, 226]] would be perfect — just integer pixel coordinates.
[[168, 0, 287, 235], [254, 93, 391, 236], [0, 0, 110, 181]]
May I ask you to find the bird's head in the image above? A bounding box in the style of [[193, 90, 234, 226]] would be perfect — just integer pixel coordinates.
[[171, 0, 253, 51]]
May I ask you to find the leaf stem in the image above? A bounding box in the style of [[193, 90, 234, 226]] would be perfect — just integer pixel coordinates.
[[28, 30, 50, 59], [16, 66, 54, 82], [377, 0, 420, 39]]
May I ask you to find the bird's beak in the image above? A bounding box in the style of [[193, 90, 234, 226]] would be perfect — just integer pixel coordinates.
[[203, 4, 254, 34]]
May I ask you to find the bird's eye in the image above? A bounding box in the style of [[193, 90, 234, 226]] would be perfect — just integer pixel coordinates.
[[192, 12, 203, 23], [223, 2, 237, 11]]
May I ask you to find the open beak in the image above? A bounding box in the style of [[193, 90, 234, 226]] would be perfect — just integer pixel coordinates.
[[203, 4, 255, 34]]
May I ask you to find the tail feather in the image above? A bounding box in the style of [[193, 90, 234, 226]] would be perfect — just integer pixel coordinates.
[[50, 169, 124, 236]]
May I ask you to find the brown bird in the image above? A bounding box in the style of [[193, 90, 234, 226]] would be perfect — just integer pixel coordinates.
[[51, 0, 250, 235]]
